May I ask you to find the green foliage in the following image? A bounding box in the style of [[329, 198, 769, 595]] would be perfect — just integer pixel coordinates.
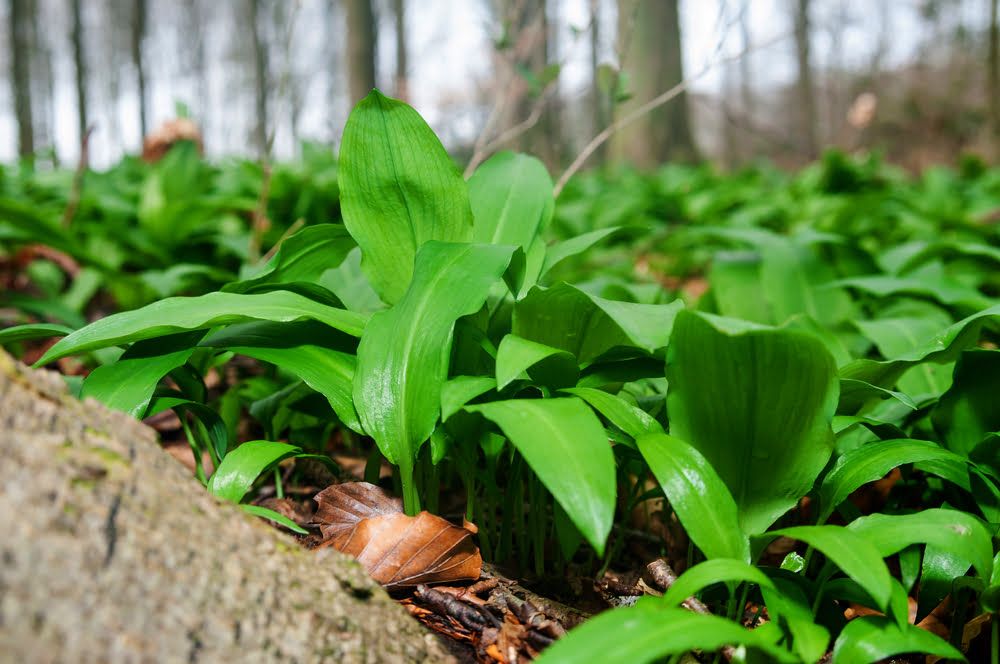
[[4, 91, 1000, 662]]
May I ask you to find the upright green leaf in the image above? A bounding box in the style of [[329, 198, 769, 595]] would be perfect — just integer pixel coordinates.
[[495, 334, 578, 390], [226, 224, 356, 292], [637, 433, 750, 562], [667, 311, 839, 534], [339, 90, 473, 303], [561, 387, 663, 439], [0, 323, 73, 345], [931, 350, 1000, 458], [354, 242, 515, 508], [467, 398, 615, 555], [469, 151, 553, 250], [661, 559, 775, 607], [36, 290, 367, 366]]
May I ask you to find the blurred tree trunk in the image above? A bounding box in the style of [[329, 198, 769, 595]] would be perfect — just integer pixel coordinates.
[[9, 0, 34, 159], [393, 0, 408, 101], [131, 0, 148, 138], [738, 0, 753, 120], [506, 0, 558, 167], [588, 0, 609, 165], [612, 0, 698, 167], [345, 0, 376, 105], [990, 0, 998, 153], [793, 0, 818, 159], [249, 0, 269, 157], [30, 0, 55, 159], [72, 0, 89, 144]]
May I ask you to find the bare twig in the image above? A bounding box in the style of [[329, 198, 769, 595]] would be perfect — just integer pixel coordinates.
[[259, 217, 304, 264], [62, 124, 95, 228], [465, 89, 553, 175], [553, 31, 791, 197]]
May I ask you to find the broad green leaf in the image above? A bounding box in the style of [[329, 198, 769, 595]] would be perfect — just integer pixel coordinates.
[[667, 311, 839, 534], [560, 387, 663, 439], [207, 440, 301, 503], [140, 264, 234, 298], [841, 303, 1000, 389], [708, 252, 771, 323], [847, 510, 993, 581], [240, 504, 308, 534], [831, 616, 965, 663], [339, 90, 473, 303], [355, 242, 515, 488], [0, 323, 73, 345], [818, 439, 965, 522], [202, 321, 362, 434], [852, 310, 954, 398], [535, 599, 796, 664], [514, 283, 683, 365], [81, 332, 202, 418], [834, 262, 992, 310], [637, 433, 750, 562], [495, 334, 578, 390], [469, 151, 553, 250], [760, 239, 853, 327], [318, 248, 386, 314], [441, 376, 496, 423], [226, 224, 356, 292], [662, 559, 775, 607], [931, 350, 1000, 458], [467, 398, 615, 555], [36, 290, 367, 366]]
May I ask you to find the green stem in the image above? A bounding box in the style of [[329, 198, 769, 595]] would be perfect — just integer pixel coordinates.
[[400, 463, 421, 516], [273, 467, 284, 499]]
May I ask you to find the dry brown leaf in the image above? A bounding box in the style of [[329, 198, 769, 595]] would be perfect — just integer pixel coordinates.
[[329, 511, 482, 589], [312, 481, 403, 539]]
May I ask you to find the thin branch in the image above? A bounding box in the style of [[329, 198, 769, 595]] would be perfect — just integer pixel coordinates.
[[553, 30, 791, 197], [465, 89, 552, 176]]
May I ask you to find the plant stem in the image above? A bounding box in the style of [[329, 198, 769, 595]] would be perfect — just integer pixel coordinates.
[[273, 467, 284, 499], [399, 463, 421, 516]]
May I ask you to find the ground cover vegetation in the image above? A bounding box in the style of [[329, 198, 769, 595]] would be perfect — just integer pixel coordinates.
[[3, 90, 1000, 662]]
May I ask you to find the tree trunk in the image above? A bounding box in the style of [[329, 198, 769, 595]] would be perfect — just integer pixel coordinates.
[[345, 0, 377, 105], [393, 0, 408, 101], [611, 0, 698, 167], [793, 0, 818, 159], [0, 349, 453, 663], [72, 0, 89, 145], [131, 0, 148, 138], [588, 0, 609, 165], [9, 0, 34, 159], [249, 0, 269, 157], [989, 0, 999, 156]]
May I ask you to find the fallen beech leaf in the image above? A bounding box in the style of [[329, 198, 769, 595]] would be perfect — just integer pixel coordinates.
[[330, 511, 482, 588], [312, 481, 403, 538]]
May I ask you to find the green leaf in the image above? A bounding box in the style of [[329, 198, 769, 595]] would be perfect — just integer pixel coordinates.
[[560, 387, 663, 439], [835, 262, 992, 310], [514, 283, 683, 366], [441, 375, 496, 422], [201, 321, 361, 433], [0, 323, 73, 345], [354, 242, 515, 497], [339, 90, 473, 304], [667, 311, 839, 534], [662, 559, 775, 607], [637, 433, 750, 562], [495, 334, 578, 390], [81, 332, 202, 418], [541, 227, 624, 277], [535, 599, 796, 664], [847, 509, 993, 581], [831, 616, 965, 663], [818, 439, 965, 522], [763, 576, 831, 663], [36, 290, 367, 366], [207, 440, 301, 503], [767, 525, 893, 611], [932, 349, 1000, 458], [841, 303, 1000, 389], [147, 396, 231, 463], [226, 224, 356, 292], [240, 504, 308, 534], [837, 379, 917, 414], [467, 398, 615, 555], [469, 151, 553, 250]]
